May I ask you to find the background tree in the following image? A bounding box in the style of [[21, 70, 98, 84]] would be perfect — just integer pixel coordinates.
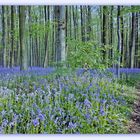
[[19, 6, 28, 70], [0, 5, 139, 70]]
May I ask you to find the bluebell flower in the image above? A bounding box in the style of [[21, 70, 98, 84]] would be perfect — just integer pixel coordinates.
[[51, 89, 56, 94], [9, 122, 15, 128], [0, 126, 3, 134], [37, 108, 41, 114], [68, 122, 77, 129], [2, 119, 8, 127], [1, 110, 6, 116], [85, 113, 90, 119], [13, 113, 19, 121], [54, 117, 59, 124], [112, 98, 118, 104], [68, 94, 74, 99], [93, 116, 98, 121], [86, 82, 93, 91], [32, 119, 39, 127], [38, 113, 45, 121], [84, 99, 92, 108], [100, 99, 107, 104], [100, 106, 105, 116]]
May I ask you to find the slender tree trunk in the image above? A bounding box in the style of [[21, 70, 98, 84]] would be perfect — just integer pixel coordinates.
[[28, 6, 33, 67], [130, 11, 136, 68], [87, 6, 92, 41], [116, 6, 121, 78], [19, 6, 28, 70], [135, 12, 139, 67], [44, 6, 49, 68], [1, 6, 7, 67], [72, 6, 77, 40], [7, 6, 11, 68], [10, 6, 15, 67], [55, 6, 66, 64], [102, 6, 108, 60], [80, 6, 85, 42], [110, 6, 113, 64], [120, 6, 124, 67]]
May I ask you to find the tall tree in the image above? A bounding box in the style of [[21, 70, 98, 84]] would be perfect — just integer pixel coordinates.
[[87, 6, 92, 41], [19, 6, 28, 70], [44, 6, 49, 68], [1, 6, 7, 67], [120, 6, 124, 67], [10, 6, 15, 67], [102, 6, 108, 60], [130, 9, 136, 68], [116, 6, 121, 78], [80, 6, 86, 42], [135, 12, 139, 67], [55, 6, 66, 64]]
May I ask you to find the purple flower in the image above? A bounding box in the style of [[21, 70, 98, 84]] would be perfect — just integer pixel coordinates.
[[51, 89, 56, 94], [68, 122, 77, 129], [0, 126, 3, 133], [86, 82, 93, 91], [100, 106, 105, 116], [1, 110, 6, 116], [100, 99, 107, 104], [9, 122, 15, 128], [37, 108, 41, 114], [38, 113, 45, 121], [32, 119, 39, 127], [93, 116, 98, 121], [2, 119, 8, 127], [84, 99, 92, 108], [112, 98, 118, 104], [85, 113, 90, 119]]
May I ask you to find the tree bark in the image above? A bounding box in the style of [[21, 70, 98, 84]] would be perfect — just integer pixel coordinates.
[[116, 6, 121, 78], [44, 6, 49, 68], [55, 6, 66, 64], [1, 6, 7, 67], [19, 6, 28, 70], [10, 6, 15, 67], [130, 10, 136, 68]]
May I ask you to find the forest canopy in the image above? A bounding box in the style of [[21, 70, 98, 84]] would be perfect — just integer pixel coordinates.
[[0, 6, 139, 73]]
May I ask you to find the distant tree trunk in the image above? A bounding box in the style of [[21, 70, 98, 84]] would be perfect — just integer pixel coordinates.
[[87, 6, 92, 41], [10, 6, 15, 67], [72, 6, 77, 40], [44, 6, 49, 68], [55, 6, 66, 64], [109, 6, 113, 64], [1, 6, 7, 67], [51, 7, 56, 64], [35, 15, 39, 66], [19, 6, 28, 70], [130, 11, 136, 68], [15, 6, 20, 67], [102, 6, 108, 60], [80, 6, 86, 42], [28, 6, 33, 67], [116, 6, 121, 78], [100, 6, 103, 46], [120, 6, 124, 67], [135, 12, 139, 68], [6, 6, 11, 68], [127, 14, 131, 68]]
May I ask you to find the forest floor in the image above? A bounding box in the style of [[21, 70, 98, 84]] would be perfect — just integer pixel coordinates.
[[129, 82, 140, 133]]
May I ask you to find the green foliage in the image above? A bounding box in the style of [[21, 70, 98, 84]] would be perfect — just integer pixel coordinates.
[[121, 6, 140, 15], [67, 40, 104, 69], [119, 73, 140, 87], [67, 39, 120, 69]]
